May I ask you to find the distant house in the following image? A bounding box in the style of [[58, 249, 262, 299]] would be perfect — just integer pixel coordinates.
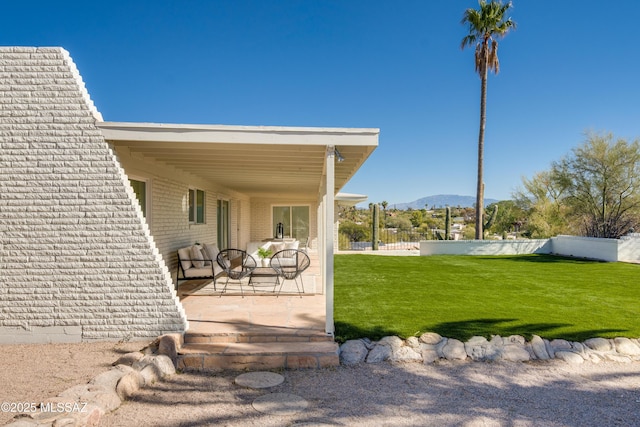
[[0, 47, 378, 344]]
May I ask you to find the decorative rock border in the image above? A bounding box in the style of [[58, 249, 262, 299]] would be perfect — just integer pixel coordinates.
[[339, 333, 640, 366], [8, 333, 640, 425], [5, 342, 176, 427]]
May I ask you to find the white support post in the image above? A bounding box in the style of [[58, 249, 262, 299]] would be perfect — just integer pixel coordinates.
[[317, 195, 325, 294], [324, 146, 336, 336]]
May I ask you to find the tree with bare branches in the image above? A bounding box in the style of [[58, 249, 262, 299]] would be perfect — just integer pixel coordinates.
[[552, 133, 640, 238]]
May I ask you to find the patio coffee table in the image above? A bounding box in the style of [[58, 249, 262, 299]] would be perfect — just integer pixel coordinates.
[[249, 267, 280, 291]]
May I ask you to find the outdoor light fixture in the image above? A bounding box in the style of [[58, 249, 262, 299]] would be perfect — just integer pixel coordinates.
[[334, 147, 345, 162]]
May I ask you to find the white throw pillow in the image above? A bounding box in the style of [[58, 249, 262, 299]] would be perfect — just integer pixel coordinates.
[[190, 245, 205, 268], [178, 247, 192, 271], [203, 243, 220, 264], [285, 241, 299, 251]]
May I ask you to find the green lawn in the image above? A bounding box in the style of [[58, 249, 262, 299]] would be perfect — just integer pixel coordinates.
[[334, 254, 640, 343]]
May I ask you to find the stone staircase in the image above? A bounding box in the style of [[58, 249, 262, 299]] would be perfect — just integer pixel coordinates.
[[176, 330, 340, 371]]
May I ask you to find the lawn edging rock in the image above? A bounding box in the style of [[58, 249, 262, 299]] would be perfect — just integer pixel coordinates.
[[5, 335, 179, 427], [339, 333, 640, 366]]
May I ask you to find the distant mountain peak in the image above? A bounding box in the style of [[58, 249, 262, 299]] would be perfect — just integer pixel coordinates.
[[391, 194, 500, 210]]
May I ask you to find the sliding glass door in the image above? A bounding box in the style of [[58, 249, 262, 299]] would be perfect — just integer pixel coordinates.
[[272, 205, 309, 240]]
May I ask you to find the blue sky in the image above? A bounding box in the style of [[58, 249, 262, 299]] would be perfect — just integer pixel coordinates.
[[4, 1, 640, 206]]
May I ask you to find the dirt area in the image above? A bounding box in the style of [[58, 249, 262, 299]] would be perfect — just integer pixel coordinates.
[[2, 341, 640, 426], [0, 340, 149, 425]]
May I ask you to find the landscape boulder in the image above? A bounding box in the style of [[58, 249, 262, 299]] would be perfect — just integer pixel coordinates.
[[442, 338, 467, 361], [339, 340, 369, 366], [614, 337, 640, 357]]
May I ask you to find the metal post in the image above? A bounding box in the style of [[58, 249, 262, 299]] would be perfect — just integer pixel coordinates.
[[324, 146, 335, 335], [372, 203, 379, 251]]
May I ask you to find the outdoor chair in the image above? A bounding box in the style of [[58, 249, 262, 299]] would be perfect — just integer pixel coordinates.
[[298, 236, 309, 253], [269, 249, 310, 297], [216, 249, 257, 297]]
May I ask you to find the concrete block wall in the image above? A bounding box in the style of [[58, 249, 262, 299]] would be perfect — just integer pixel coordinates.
[[237, 198, 251, 250], [110, 147, 233, 283], [619, 234, 640, 262], [419, 235, 639, 263], [148, 175, 211, 252], [249, 200, 272, 241], [551, 235, 620, 262], [420, 239, 552, 256], [148, 173, 217, 267], [0, 47, 188, 343]]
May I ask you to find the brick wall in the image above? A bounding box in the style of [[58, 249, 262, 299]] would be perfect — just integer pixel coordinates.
[[112, 146, 252, 280], [0, 47, 188, 343]]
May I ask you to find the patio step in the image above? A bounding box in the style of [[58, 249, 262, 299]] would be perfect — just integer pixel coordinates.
[[177, 340, 340, 371], [183, 330, 334, 344]]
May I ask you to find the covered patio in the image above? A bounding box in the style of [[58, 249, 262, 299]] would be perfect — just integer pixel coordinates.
[[173, 248, 336, 369], [98, 122, 378, 345], [177, 248, 324, 334]]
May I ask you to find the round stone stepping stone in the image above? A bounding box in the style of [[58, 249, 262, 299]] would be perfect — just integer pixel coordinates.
[[252, 393, 309, 415], [235, 371, 284, 389], [291, 423, 336, 427]]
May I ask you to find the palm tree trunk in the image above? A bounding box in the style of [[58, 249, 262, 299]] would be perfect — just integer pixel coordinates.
[[475, 64, 488, 240]]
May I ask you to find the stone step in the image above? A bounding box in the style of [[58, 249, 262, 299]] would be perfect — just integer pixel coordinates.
[[184, 331, 334, 344], [177, 341, 340, 371]]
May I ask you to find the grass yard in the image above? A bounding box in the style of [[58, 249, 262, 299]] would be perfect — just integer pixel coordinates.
[[334, 254, 640, 343]]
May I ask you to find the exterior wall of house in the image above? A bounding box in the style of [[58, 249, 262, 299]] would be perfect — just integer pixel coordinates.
[[0, 47, 188, 343], [230, 199, 239, 249], [250, 200, 272, 240], [150, 174, 217, 251], [237, 198, 252, 249], [249, 198, 318, 247], [113, 147, 249, 282]]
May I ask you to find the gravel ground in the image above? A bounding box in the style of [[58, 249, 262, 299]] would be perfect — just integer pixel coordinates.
[[0, 340, 148, 426], [105, 359, 640, 427], [3, 342, 640, 427]]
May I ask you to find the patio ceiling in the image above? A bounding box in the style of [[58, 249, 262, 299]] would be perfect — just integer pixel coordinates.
[[98, 122, 378, 198]]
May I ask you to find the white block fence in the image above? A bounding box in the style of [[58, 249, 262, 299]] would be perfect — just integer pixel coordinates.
[[420, 235, 640, 263]]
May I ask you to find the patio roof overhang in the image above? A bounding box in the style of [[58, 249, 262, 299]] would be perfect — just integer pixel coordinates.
[[97, 122, 379, 199], [336, 192, 369, 206]]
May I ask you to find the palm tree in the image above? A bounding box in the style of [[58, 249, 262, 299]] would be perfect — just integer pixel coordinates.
[[461, 1, 515, 239]]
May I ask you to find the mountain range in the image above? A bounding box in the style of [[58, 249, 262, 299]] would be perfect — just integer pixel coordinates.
[[391, 194, 501, 210]]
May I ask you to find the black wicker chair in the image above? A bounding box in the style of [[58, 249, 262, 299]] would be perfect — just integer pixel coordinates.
[[269, 249, 310, 297], [216, 249, 257, 297]]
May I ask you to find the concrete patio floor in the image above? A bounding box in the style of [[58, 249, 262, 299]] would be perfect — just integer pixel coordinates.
[[179, 293, 328, 339], [176, 249, 327, 339], [173, 250, 339, 370]]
